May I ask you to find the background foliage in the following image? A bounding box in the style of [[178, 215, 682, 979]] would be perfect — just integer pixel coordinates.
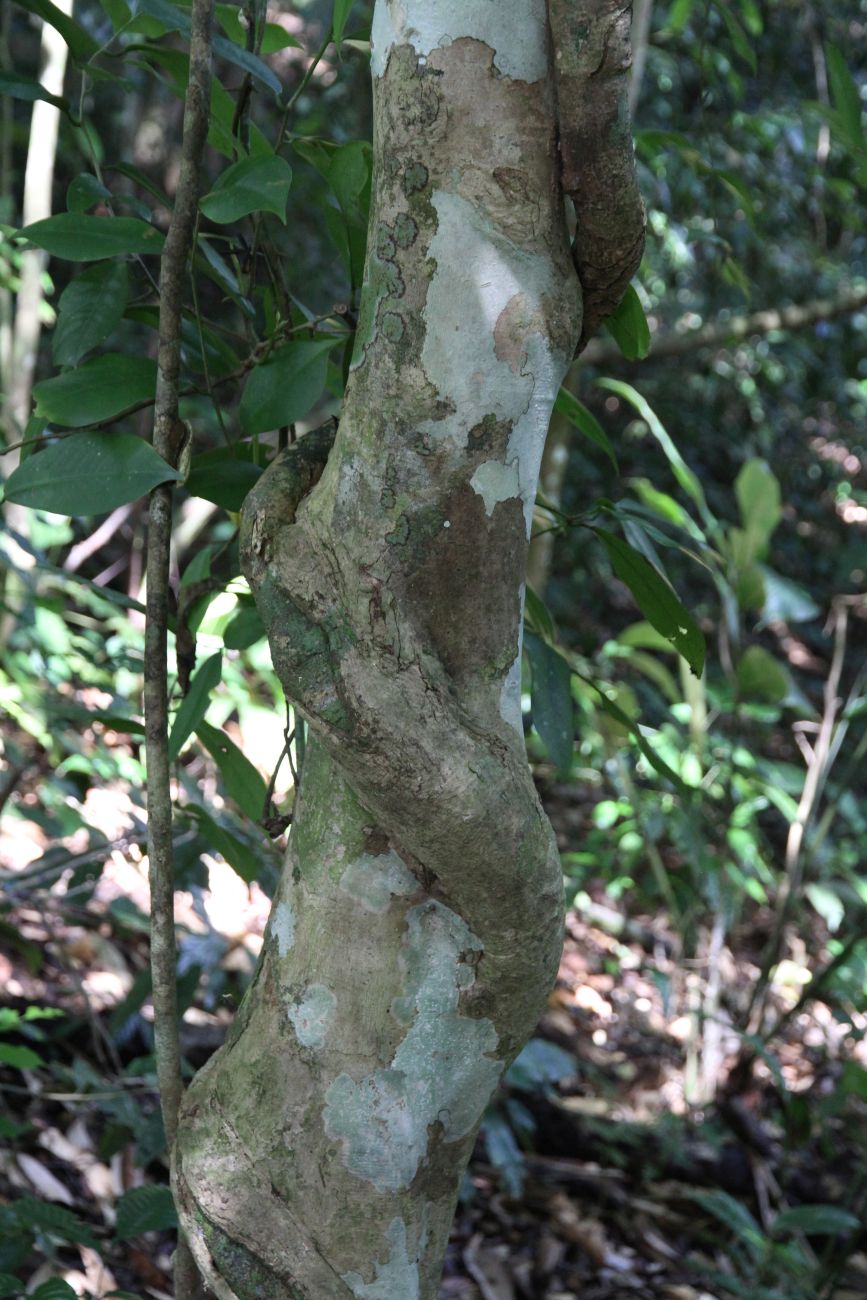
[[1, 0, 866, 1296]]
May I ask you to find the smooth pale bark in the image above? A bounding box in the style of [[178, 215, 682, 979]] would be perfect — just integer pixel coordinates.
[[174, 3, 642, 1297]]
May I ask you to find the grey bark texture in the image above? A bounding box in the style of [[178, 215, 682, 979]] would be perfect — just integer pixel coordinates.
[[173, 4, 644, 1297]]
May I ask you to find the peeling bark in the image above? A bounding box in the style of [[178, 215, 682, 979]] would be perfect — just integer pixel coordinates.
[[174, 3, 642, 1296]]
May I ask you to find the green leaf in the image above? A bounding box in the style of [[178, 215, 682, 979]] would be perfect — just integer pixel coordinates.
[[573, 667, 688, 792], [13, 1198, 99, 1248], [0, 1042, 44, 1069], [200, 154, 292, 225], [197, 720, 267, 821], [35, 353, 154, 427], [594, 528, 705, 676], [187, 805, 260, 883], [736, 646, 788, 703], [554, 389, 619, 472], [213, 34, 282, 95], [66, 173, 112, 213], [239, 339, 335, 435], [0, 70, 69, 111], [3, 432, 180, 516], [717, 3, 757, 72], [168, 652, 222, 761], [30, 1282, 78, 1300], [223, 603, 265, 649], [115, 1185, 178, 1239], [524, 632, 573, 775], [332, 0, 356, 42], [12, 0, 99, 63], [53, 261, 129, 366], [757, 569, 820, 626], [523, 585, 556, 643], [19, 213, 164, 260], [598, 379, 714, 527], [185, 457, 263, 511], [735, 460, 781, 548], [826, 46, 865, 147], [773, 1204, 860, 1236], [0, 1274, 21, 1298], [604, 284, 651, 361], [690, 1190, 764, 1252], [667, 0, 694, 34]]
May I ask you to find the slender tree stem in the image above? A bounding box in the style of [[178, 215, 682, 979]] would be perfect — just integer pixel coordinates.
[[144, 2, 213, 1297]]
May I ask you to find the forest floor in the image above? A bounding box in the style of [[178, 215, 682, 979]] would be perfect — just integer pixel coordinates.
[[1, 779, 867, 1300]]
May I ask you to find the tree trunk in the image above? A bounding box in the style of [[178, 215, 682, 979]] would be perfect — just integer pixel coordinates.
[[174, 3, 642, 1296]]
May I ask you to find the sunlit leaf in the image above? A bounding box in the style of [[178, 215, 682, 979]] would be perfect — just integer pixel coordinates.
[[594, 528, 705, 676], [604, 284, 651, 361], [35, 353, 154, 427], [554, 388, 619, 471], [3, 432, 180, 516]]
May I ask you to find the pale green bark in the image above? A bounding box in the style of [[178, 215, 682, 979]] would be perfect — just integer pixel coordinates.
[[174, 3, 643, 1296]]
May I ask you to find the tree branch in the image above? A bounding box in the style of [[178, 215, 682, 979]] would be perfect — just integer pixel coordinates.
[[580, 282, 867, 367], [143, 1, 213, 1297]]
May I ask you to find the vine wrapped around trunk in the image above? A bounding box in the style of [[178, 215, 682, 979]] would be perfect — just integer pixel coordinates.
[[173, 3, 643, 1296]]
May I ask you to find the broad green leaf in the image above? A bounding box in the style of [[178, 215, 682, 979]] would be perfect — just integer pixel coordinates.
[[773, 1204, 860, 1236], [506, 1039, 576, 1090], [667, 0, 694, 34], [826, 46, 865, 147], [594, 528, 705, 676], [200, 154, 292, 225], [30, 1282, 78, 1300], [67, 173, 112, 213], [53, 261, 129, 365], [481, 1109, 526, 1198], [805, 883, 845, 934], [735, 459, 781, 553], [185, 457, 263, 511], [3, 432, 180, 516], [597, 379, 713, 526], [34, 354, 156, 427], [0, 1042, 44, 1069], [617, 620, 676, 652], [0, 1275, 20, 1299], [13, 1198, 98, 1248], [223, 603, 265, 649], [13, 0, 99, 63], [332, 0, 356, 42], [524, 631, 573, 774], [523, 585, 557, 643], [329, 140, 371, 213], [168, 652, 222, 761], [0, 71, 68, 111], [115, 1185, 177, 1239], [187, 804, 260, 883], [19, 213, 164, 260], [239, 339, 336, 435], [736, 645, 788, 703], [554, 389, 618, 472], [604, 283, 651, 360], [197, 720, 266, 821], [212, 33, 282, 95]]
